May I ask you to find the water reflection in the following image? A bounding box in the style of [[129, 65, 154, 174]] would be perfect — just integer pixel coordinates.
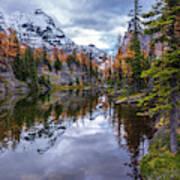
[[0, 90, 100, 154], [0, 90, 155, 180], [112, 105, 155, 179]]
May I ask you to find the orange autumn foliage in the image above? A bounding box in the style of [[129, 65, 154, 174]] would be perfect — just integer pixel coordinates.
[[52, 46, 60, 62], [33, 48, 44, 60], [92, 61, 98, 71], [0, 28, 19, 63], [59, 49, 66, 62], [115, 47, 134, 80], [52, 47, 70, 63]]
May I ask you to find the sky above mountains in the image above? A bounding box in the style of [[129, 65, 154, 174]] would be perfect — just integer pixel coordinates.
[[0, 0, 156, 50]]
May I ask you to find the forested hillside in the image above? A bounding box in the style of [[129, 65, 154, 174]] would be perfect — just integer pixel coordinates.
[[0, 0, 179, 179]]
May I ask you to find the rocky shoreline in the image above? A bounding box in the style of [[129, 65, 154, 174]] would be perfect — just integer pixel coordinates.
[[0, 64, 29, 101]]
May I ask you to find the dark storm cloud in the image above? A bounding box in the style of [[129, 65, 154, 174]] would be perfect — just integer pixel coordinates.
[[72, 17, 112, 31], [58, 0, 155, 33], [66, 0, 134, 30], [88, 0, 133, 14], [0, 0, 38, 13], [71, 15, 128, 32], [0, 0, 156, 49]]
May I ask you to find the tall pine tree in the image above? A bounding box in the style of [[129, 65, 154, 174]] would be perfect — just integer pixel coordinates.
[[140, 0, 180, 153], [129, 0, 144, 92]]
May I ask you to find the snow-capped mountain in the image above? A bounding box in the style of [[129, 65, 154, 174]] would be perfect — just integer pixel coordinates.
[[0, 9, 105, 63], [0, 12, 7, 31]]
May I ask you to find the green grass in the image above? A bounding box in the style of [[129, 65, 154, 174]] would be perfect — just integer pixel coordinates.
[[116, 92, 146, 102], [52, 84, 92, 92]]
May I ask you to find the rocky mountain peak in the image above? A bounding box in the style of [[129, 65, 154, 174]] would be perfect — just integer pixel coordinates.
[[0, 12, 7, 31], [34, 9, 56, 27], [34, 9, 44, 15], [0, 10, 105, 63]]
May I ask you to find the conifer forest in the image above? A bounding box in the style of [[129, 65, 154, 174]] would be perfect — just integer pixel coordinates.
[[0, 0, 179, 179]]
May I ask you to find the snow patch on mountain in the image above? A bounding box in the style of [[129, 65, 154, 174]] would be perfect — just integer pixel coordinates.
[[0, 9, 105, 63]]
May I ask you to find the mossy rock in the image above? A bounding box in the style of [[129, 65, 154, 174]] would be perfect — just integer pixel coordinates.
[[115, 92, 146, 104], [140, 133, 180, 180]]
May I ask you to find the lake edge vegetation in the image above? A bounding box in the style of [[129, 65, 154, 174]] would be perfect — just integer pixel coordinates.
[[107, 0, 180, 179], [0, 0, 179, 179]]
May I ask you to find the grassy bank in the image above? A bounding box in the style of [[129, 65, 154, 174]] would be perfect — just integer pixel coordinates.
[[106, 87, 180, 179], [52, 83, 93, 92], [140, 132, 180, 180], [105, 86, 145, 104]]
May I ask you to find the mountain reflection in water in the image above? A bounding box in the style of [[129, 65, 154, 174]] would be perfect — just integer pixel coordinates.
[[0, 90, 155, 180]]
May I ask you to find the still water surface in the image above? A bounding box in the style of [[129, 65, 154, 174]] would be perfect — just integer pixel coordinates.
[[0, 90, 155, 180]]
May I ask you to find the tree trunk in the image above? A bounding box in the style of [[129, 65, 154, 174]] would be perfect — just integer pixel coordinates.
[[133, 79, 138, 94], [168, 6, 179, 154], [170, 100, 178, 154], [126, 75, 130, 100], [148, 78, 154, 91], [170, 76, 178, 154]]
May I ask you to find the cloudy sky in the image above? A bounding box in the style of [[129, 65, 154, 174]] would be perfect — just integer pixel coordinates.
[[0, 0, 156, 50]]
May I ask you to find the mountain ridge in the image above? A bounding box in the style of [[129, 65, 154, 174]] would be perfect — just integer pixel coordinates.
[[0, 9, 105, 63]]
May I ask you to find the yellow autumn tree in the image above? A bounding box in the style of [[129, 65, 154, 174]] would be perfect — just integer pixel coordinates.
[[115, 47, 134, 82], [0, 28, 19, 65]]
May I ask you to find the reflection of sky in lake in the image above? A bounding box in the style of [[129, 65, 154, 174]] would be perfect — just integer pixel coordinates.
[[0, 91, 154, 180]]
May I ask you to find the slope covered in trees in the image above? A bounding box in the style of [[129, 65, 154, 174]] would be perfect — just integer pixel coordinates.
[[105, 0, 180, 178], [0, 27, 104, 95], [0, 0, 179, 179]]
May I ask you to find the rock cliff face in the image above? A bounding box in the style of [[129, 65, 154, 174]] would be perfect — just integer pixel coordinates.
[[0, 63, 29, 99], [121, 20, 164, 57], [0, 9, 105, 96], [6, 9, 74, 50], [0, 9, 104, 62]]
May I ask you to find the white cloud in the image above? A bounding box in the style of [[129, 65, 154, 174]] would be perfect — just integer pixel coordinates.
[[0, 0, 157, 50], [67, 28, 110, 49]]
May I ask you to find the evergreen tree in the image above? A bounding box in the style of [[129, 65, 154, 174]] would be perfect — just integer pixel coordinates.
[[12, 39, 22, 80], [54, 56, 62, 72], [52, 46, 62, 72], [11, 36, 28, 81], [129, 0, 144, 92], [43, 47, 52, 71], [89, 52, 93, 82], [140, 0, 180, 153], [27, 48, 39, 92]]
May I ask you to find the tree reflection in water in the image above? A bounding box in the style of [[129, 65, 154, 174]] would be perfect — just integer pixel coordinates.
[[0, 90, 155, 180], [0, 90, 100, 153], [111, 104, 155, 179]]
